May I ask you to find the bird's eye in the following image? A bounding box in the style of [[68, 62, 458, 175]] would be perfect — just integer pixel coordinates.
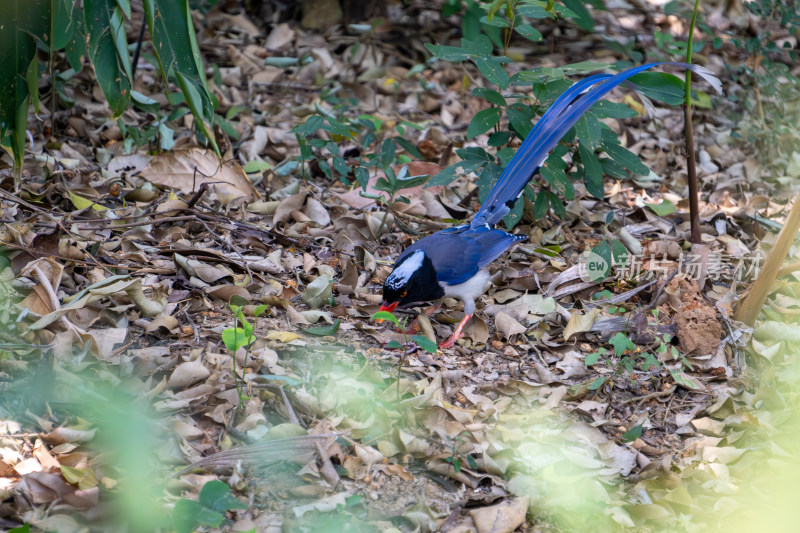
[[401, 290, 407, 297]]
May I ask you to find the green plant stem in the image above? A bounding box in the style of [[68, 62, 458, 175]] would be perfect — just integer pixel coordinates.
[[684, 0, 702, 244], [396, 316, 411, 401]]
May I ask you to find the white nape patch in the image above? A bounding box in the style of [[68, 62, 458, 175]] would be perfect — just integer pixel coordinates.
[[387, 249, 425, 289], [439, 269, 490, 315]]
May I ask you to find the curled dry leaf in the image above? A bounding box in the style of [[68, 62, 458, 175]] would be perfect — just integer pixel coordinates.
[[168, 359, 211, 389], [563, 308, 601, 341], [301, 274, 333, 309], [470, 497, 528, 533], [291, 493, 348, 518], [17, 471, 99, 509], [174, 254, 232, 283], [139, 148, 259, 201], [45, 427, 98, 445], [27, 275, 167, 331], [495, 311, 527, 340]]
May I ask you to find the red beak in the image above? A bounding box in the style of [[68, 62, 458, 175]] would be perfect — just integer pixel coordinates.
[[380, 301, 398, 313]]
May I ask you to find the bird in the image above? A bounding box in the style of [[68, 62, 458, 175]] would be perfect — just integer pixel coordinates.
[[380, 62, 721, 348]]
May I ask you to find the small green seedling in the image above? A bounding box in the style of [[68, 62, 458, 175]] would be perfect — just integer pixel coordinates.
[[171, 480, 249, 533], [372, 310, 437, 400], [222, 297, 268, 404]]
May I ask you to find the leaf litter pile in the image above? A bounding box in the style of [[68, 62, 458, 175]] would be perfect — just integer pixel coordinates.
[[1, 3, 800, 533]]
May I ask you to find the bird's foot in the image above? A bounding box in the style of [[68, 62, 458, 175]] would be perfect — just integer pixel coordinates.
[[438, 331, 463, 349], [437, 313, 472, 349]]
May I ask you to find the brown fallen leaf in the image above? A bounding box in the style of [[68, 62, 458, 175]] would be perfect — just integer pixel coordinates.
[[139, 148, 259, 201], [469, 497, 528, 533]]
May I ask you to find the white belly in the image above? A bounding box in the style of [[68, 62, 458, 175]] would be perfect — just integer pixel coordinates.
[[439, 269, 490, 315]]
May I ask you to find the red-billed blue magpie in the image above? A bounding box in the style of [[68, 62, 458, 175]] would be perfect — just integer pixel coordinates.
[[381, 62, 721, 348]]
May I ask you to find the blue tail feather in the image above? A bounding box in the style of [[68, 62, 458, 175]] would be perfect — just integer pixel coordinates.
[[471, 62, 720, 228]]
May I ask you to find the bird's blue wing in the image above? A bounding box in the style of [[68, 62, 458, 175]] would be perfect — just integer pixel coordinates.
[[472, 227, 527, 270], [406, 226, 525, 285]]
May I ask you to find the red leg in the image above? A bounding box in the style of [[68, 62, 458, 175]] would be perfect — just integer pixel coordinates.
[[439, 313, 472, 349]]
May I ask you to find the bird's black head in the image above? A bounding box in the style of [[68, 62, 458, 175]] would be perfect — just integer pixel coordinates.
[[380, 249, 444, 313]]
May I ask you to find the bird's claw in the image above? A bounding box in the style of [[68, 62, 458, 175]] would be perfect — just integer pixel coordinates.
[[438, 331, 463, 349]]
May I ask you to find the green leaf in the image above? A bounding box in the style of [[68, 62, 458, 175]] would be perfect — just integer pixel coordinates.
[[475, 58, 509, 89], [506, 104, 535, 139], [516, 4, 556, 19], [588, 376, 607, 391], [587, 241, 612, 280], [243, 160, 271, 173], [0, 0, 50, 170], [639, 352, 660, 371], [425, 43, 471, 62], [412, 335, 438, 354], [345, 494, 363, 507], [131, 90, 160, 113], [229, 294, 249, 308], [380, 138, 396, 167], [602, 140, 650, 176], [585, 352, 601, 366], [85, 0, 132, 117], [646, 199, 677, 216], [579, 145, 604, 199], [221, 327, 255, 352], [670, 370, 703, 390], [609, 332, 635, 357], [461, 35, 493, 57], [479, 15, 509, 27], [467, 107, 502, 138], [540, 156, 574, 200], [621, 423, 643, 442], [302, 319, 341, 337], [629, 72, 686, 105], [591, 100, 637, 119], [502, 194, 524, 230], [426, 160, 485, 187], [514, 24, 543, 42], [488, 131, 511, 147], [65, 13, 86, 71], [25, 57, 40, 114], [172, 499, 224, 533], [372, 311, 401, 327], [143, 0, 218, 154], [532, 190, 549, 220], [472, 87, 507, 106], [393, 136, 423, 159], [561, 0, 595, 31], [199, 480, 248, 513], [53, 0, 77, 50], [610, 239, 629, 265], [355, 167, 369, 189], [575, 113, 602, 150]]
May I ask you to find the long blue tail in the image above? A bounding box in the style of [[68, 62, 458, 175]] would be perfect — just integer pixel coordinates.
[[471, 62, 721, 228]]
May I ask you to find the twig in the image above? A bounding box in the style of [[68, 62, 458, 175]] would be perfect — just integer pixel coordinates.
[[619, 385, 676, 406], [639, 268, 680, 314], [392, 209, 452, 231]]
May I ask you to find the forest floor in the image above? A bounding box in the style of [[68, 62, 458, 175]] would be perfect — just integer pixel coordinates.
[[1, 2, 800, 532]]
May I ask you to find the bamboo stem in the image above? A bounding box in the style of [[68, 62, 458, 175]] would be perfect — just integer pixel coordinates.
[[735, 196, 800, 325]]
